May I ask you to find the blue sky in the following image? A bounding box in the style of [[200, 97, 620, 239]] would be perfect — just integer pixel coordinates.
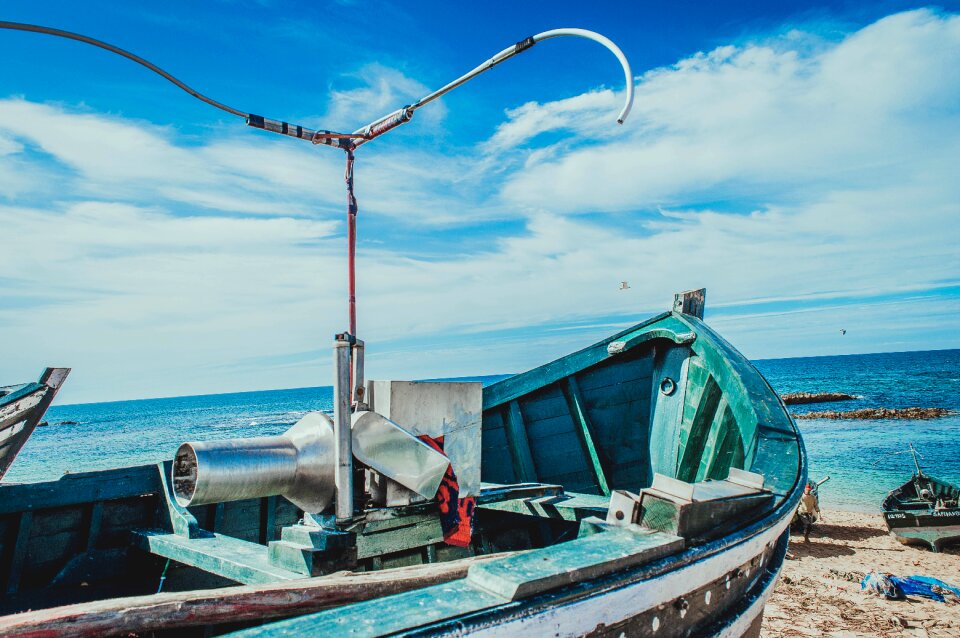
[[1, 1, 959, 403]]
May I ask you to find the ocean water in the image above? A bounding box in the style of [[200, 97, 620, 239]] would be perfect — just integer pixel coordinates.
[[6, 351, 959, 513]]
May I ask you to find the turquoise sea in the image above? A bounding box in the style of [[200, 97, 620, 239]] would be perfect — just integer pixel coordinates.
[[6, 350, 960, 513]]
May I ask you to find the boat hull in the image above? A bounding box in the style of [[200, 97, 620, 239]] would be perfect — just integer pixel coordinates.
[[883, 511, 960, 552], [0, 310, 805, 637], [882, 474, 960, 552]]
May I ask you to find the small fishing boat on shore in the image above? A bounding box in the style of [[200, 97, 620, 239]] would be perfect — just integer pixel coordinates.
[[0, 368, 70, 480], [881, 444, 960, 552]]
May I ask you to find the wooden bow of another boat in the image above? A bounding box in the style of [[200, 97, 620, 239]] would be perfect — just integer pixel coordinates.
[[0, 367, 70, 481]]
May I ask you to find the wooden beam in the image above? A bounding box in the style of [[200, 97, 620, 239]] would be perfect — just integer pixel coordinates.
[[0, 464, 160, 515], [677, 373, 722, 483], [562, 377, 610, 496], [85, 501, 104, 552], [131, 530, 303, 585], [260, 496, 278, 544], [502, 401, 537, 483], [0, 554, 504, 638], [673, 288, 706, 319], [5, 511, 33, 594]]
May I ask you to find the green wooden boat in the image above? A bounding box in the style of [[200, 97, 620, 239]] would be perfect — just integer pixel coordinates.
[[0, 368, 70, 481], [881, 445, 960, 552], [0, 293, 806, 638]]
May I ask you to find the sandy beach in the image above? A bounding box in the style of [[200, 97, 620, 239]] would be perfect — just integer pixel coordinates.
[[762, 510, 960, 637]]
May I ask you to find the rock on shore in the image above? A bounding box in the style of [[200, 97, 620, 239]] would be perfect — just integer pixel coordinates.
[[781, 392, 857, 405], [794, 407, 954, 420]]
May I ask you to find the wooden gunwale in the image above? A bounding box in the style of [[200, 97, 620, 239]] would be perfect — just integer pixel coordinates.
[[393, 453, 803, 637]]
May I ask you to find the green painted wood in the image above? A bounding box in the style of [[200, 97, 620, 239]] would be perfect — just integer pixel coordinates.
[[479, 490, 608, 522], [5, 511, 32, 594], [0, 464, 160, 515], [693, 397, 727, 482], [606, 326, 696, 355], [503, 401, 537, 483], [85, 501, 104, 551], [704, 406, 741, 481], [260, 496, 278, 544], [482, 311, 679, 410], [677, 368, 722, 482], [673, 313, 800, 497], [467, 526, 684, 600], [563, 377, 610, 496], [226, 579, 506, 638], [131, 529, 303, 585], [356, 515, 443, 559]]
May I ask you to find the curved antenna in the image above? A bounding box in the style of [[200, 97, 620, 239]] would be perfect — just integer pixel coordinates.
[[0, 21, 360, 146], [0, 21, 247, 118], [353, 27, 635, 145]]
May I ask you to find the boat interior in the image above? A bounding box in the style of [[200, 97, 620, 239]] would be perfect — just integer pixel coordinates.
[[885, 475, 960, 511], [0, 304, 803, 636]]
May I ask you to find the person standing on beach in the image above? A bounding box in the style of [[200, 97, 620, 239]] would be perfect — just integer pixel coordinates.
[[797, 482, 822, 542]]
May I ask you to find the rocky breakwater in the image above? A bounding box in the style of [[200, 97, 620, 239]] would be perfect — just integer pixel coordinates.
[[794, 407, 955, 420], [780, 392, 857, 405]]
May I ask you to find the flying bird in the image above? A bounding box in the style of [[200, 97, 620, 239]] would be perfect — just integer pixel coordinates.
[[619, 281, 630, 290], [840, 329, 847, 336]]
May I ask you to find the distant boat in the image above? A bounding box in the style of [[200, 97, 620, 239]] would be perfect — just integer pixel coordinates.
[[881, 444, 960, 552], [0, 368, 70, 480]]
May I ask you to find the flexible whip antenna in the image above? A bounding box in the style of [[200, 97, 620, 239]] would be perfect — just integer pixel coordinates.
[[1, 20, 635, 337]]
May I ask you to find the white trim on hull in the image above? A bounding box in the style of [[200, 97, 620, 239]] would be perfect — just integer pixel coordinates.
[[468, 511, 791, 637]]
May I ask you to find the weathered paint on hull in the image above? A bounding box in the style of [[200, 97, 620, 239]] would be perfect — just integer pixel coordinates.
[[887, 521, 960, 552], [426, 524, 791, 638]]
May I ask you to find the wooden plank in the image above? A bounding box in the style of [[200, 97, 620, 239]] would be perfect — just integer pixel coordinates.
[[563, 377, 610, 496], [260, 496, 277, 545], [5, 511, 33, 594], [0, 555, 505, 638], [0, 464, 160, 515], [467, 527, 683, 600], [479, 489, 608, 522], [85, 501, 104, 551], [483, 311, 685, 410], [502, 401, 537, 483], [677, 374, 722, 482], [694, 396, 730, 482], [131, 530, 303, 585], [673, 288, 706, 319]]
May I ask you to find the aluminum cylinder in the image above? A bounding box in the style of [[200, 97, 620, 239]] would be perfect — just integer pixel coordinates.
[[172, 411, 336, 513]]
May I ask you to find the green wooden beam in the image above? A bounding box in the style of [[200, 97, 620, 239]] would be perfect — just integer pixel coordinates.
[[503, 401, 537, 483], [677, 372, 722, 483], [5, 511, 32, 594], [562, 377, 610, 496], [132, 529, 303, 585], [695, 397, 731, 482], [0, 464, 160, 515], [85, 501, 104, 552], [467, 526, 683, 600]]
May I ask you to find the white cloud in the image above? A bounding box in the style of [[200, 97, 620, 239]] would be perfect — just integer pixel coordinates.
[[498, 9, 960, 214], [324, 63, 447, 132], [2, 10, 959, 402]]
